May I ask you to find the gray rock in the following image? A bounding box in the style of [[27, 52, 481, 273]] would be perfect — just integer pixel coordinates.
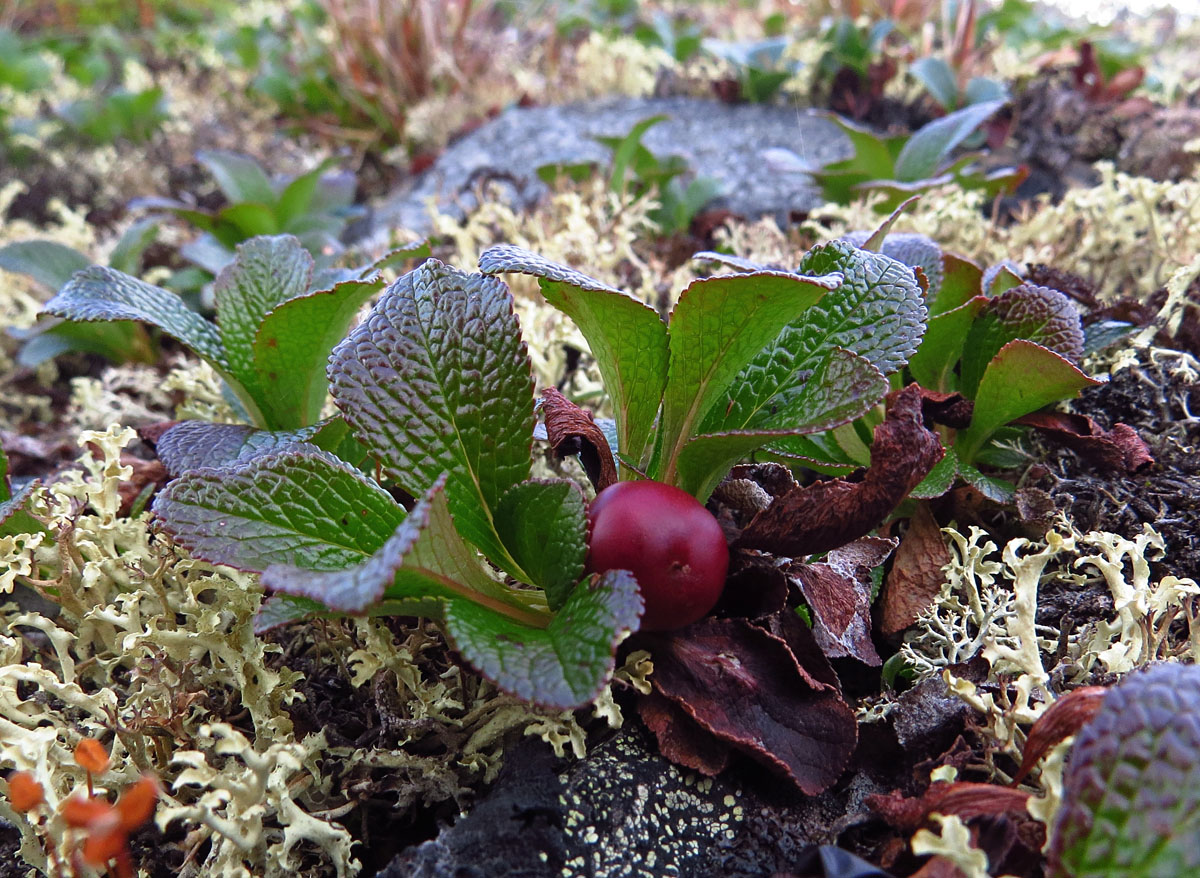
[[365, 97, 851, 242]]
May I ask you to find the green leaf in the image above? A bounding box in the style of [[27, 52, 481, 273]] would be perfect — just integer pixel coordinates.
[[260, 476, 526, 616], [959, 284, 1085, 399], [369, 240, 433, 275], [657, 270, 837, 484], [909, 444, 958, 499], [0, 479, 45, 537], [108, 218, 160, 275], [765, 432, 860, 472], [43, 266, 227, 367], [444, 569, 643, 709], [252, 277, 382, 429], [214, 235, 312, 398], [198, 150, 278, 206], [16, 319, 153, 367], [153, 449, 406, 572], [911, 56, 960, 109], [675, 348, 887, 500], [931, 253, 984, 316], [957, 461, 1014, 502], [276, 159, 336, 222], [0, 240, 91, 291], [703, 241, 925, 437], [907, 295, 987, 392], [214, 202, 280, 244], [479, 244, 668, 468], [956, 340, 1100, 462], [894, 99, 1006, 182], [494, 480, 588, 610], [329, 259, 534, 577]]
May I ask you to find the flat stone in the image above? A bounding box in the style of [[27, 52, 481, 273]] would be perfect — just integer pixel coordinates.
[[365, 97, 850, 242]]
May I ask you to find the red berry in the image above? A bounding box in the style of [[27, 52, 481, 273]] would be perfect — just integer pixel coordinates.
[[586, 480, 729, 632]]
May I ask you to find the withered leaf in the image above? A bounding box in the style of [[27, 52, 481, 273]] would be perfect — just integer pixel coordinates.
[[878, 501, 951, 636], [737, 384, 943, 558], [645, 617, 857, 794], [539, 386, 617, 492], [914, 388, 973, 430], [788, 537, 895, 665], [1011, 685, 1108, 785], [868, 782, 1032, 832], [1016, 412, 1154, 473], [637, 689, 732, 776]]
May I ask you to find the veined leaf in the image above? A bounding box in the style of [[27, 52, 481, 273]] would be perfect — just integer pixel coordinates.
[[959, 284, 1085, 398], [703, 241, 924, 436], [213, 235, 312, 395], [495, 479, 587, 610], [956, 340, 1100, 463], [657, 270, 837, 485], [252, 277, 382, 429], [479, 244, 668, 468], [153, 449, 405, 572], [444, 569, 643, 709], [260, 476, 527, 616], [154, 418, 357, 476], [329, 259, 534, 576], [44, 266, 227, 367], [676, 348, 887, 499]]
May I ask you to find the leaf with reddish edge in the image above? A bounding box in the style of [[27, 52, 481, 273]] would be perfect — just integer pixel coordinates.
[[737, 384, 943, 558], [959, 284, 1085, 399], [878, 501, 951, 636], [956, 340, 1101, 464], [1012, 686, 1107, 786], [1015, 412, 1154, 473], [930, 253, 983, 316], [788, 536, 896, 665], [539, 386, 617, 492], [328, 259, 535, 578], [443, 569, 643, 710], [479, 244, 667, 469], [907, 295, 987, 392], [657, 270, 837, 485], [644, 617, 857, 793]]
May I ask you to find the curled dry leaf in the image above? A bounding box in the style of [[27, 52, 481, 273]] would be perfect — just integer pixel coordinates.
[[1011, 686, 1108, 786], [539, 386, 617, 492], [1015, 412, 1154, 473], [737, 384, 943, 558], [637, 689, 732, 776], [868, 781, 1033, 833], [787, 536, 897, 666], [642, 617, 857, 794], [878, 501, 951, 637]]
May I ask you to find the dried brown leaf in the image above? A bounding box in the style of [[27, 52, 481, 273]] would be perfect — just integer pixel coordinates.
[[539, 386, 617, 492], [736, 384, 943, 557], [1011, 685, 1108, 785], [878, 502, 951, 636], [1016, 411, 1154, 473]]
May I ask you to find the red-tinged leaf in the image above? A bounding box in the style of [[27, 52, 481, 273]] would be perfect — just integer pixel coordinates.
[[1012, 686, 1108, 786], [869, 782, 1032, 832], [878, 501, 951, 636], [788, 537, 896, 665], [638, 689, 732, 776], [737, 384, 943, 557], [1015, 412, 1154, 473], [645, 618, 857, 793], [540, 386, 617, 492]]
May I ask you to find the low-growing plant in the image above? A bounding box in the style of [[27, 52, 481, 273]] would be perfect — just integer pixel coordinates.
[[54, 86, 168, 145], [539, 115, 723, 236], [697, 229, 1098, 502], [41, 234, 423, 430], [134, 150, 362, 284], [814, 16, 898, 118], [702, 36, 801, 103], [771, 99, 1024, 211], [0, 219, 159, 366]]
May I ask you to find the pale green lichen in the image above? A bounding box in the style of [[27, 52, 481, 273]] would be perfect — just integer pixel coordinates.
[[911, 813, 999, 878]]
